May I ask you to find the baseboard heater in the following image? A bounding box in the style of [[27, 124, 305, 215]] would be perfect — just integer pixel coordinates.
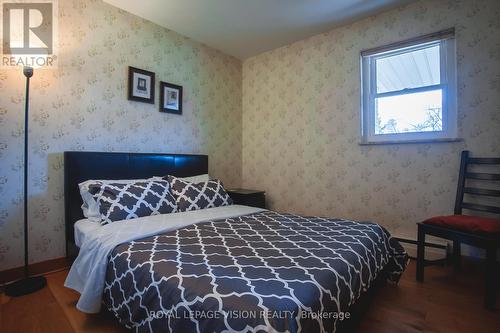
[[394, 237, 448, 263]]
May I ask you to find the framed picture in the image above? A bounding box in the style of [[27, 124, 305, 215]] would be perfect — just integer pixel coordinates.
[[128, 66, 155, 104], [160, 81, 183, 115]]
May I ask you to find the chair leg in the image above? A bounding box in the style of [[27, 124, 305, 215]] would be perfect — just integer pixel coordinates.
[[484, 246, 497, 310], [416, 225, 425, 282], [453, 240, 461, 271]]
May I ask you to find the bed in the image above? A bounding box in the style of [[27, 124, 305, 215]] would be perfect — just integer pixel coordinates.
[[64, 151, 408, 333]]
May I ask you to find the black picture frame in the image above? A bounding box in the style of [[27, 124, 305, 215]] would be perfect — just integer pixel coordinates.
[[128, 66, 155, 104], [160, 81, 183, 115]]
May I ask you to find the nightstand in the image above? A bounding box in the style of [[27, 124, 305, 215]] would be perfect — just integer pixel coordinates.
[[227, 189, 266, 209]]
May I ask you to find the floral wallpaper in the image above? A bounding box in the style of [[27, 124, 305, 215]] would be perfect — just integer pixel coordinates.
[[242, 0, 500, 245], [0, 0, 242, 270], [1, 0, 499, 271]]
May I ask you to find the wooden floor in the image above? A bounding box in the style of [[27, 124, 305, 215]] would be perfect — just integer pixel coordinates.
[[1, 259, 499, 333]]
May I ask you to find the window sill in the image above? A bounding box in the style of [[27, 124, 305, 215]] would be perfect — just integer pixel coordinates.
[[359, 138, 463, 146]]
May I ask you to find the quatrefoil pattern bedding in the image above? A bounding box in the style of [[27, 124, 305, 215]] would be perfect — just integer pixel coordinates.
[[88, 179, 177, 225], [167, 176, 233, 212], [103, 211, 408, 333]]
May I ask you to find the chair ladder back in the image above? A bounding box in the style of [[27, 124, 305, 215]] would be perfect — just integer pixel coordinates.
[[454, 150, 469, 215], [455, 150, 500, 216]]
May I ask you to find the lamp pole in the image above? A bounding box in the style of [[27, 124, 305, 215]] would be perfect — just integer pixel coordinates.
[[5, 66, 47, 296], [23, 66, 33, 279]]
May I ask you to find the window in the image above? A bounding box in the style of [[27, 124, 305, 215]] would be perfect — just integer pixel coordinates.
[[361, 29, 457, 144]]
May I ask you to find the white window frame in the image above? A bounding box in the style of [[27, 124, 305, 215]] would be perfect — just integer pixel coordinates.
[[360, 29, 457, 144]]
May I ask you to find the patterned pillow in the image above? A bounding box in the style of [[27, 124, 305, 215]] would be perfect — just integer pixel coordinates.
[[88, 179, 177, 225], [79, 178, 157, 222], [167, 175, 233, 212]]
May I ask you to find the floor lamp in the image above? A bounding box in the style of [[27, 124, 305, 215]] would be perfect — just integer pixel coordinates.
[[5, 66, 47, 296]]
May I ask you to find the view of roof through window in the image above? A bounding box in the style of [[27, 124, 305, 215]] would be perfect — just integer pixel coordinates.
[[374, 43, 443, 134]]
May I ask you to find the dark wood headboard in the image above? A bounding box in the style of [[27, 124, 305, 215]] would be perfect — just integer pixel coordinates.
[[64, 151, 208, 257]]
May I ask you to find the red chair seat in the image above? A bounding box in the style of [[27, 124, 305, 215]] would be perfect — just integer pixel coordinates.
[[423, 215, 500, 233]]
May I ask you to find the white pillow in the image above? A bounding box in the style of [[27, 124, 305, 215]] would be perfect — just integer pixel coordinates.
[[78, 178, 156, 222], [179, 174, 210, 183], [152, 174, 210, 183]]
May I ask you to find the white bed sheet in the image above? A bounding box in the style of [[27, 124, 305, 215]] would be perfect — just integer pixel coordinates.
[[65, 205, 266, 314], [74, 219, 102, 248]]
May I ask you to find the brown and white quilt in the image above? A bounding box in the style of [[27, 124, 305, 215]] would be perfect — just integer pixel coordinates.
[[102, 211, 408, 333]]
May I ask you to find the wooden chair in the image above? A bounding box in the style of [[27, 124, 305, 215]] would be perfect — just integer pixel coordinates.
[[416, 150, 500, 310]]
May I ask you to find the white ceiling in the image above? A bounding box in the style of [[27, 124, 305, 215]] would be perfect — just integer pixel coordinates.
[[103, 0, 413, 59]]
